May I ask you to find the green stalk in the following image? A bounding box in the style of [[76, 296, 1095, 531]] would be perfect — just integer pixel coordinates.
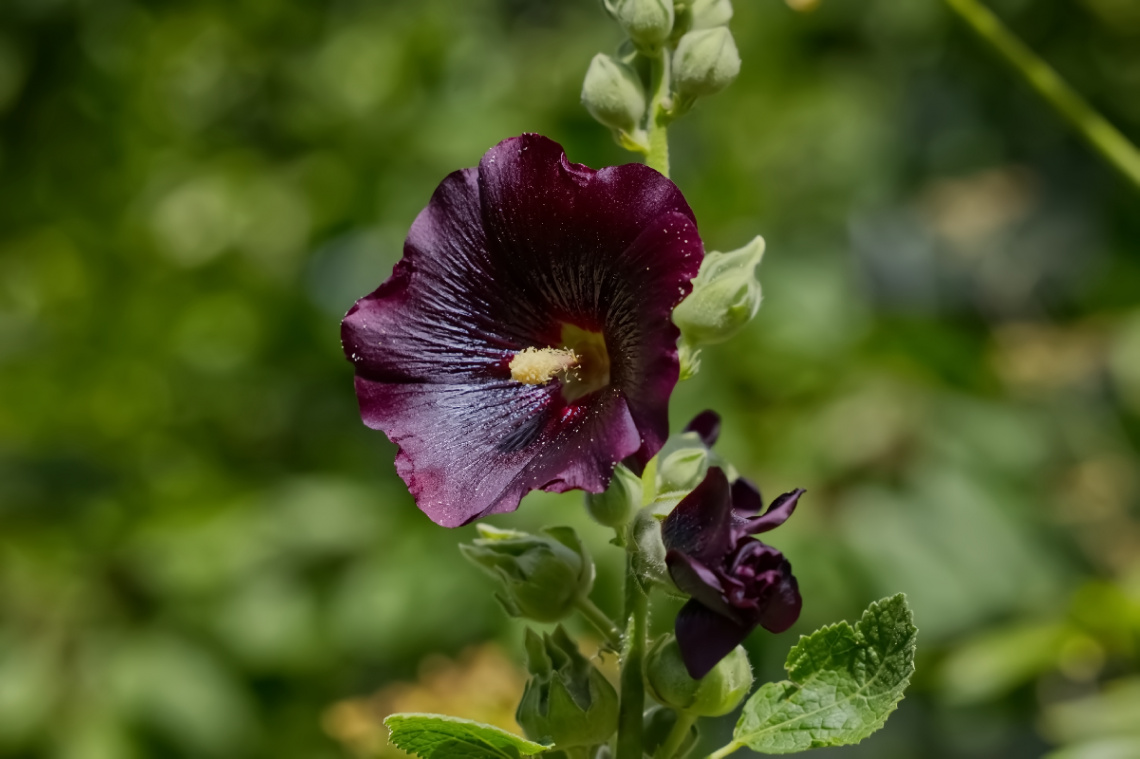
[[615, 552, 649, 759], [653, 712, 697, 759], [704, 740, 744, 759], [575, 596, 622, 649], [943, 0, 1140, 190], [645, 47, 672, 177]]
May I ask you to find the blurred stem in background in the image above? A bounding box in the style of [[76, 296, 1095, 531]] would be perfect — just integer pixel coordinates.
[[943, 0, 1140, 191]]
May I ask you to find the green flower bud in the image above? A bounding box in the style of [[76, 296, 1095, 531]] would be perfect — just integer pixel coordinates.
[[582, 53, 648, 135], [646, 635, 753, 717], [517, 626, 620, 748], [642, 705, 700, 758], [657, 445, 710, 496], [672, 236, 764, 346], [672, 27, 741, 100], [460, 525, 594, 623], [690, 0, 734, 29], [614, 0, 675, 51], [585, 463, 643, 527]]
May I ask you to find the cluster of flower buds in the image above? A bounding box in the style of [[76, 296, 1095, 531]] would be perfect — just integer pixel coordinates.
[[516, 626, 620, 748], [459, 525, 594, 623], [582, 0, 742, 152]]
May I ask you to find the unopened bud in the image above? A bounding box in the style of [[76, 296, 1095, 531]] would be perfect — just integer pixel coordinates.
[[672, 236, 764, 346], [586, 464, 643, 527], [657, 446, 709, 496], [517, 626, 619, 748], [690, 0, 734, 29], [646, 635, 753, 717], [672, 27, 741, 100], [614, 0, 675, 51], [459, 525, 593, 623], [582, 53, 647, 135]]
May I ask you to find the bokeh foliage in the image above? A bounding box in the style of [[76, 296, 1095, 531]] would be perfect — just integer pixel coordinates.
[[1, 0, 1138, 758]]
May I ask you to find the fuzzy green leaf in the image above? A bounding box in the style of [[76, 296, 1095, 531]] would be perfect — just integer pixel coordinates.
[[384, 713, 549, 759], [733, 594, 917, 754]]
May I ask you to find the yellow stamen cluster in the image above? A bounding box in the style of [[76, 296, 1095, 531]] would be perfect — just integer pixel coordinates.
[[510, 347, 579, 385]]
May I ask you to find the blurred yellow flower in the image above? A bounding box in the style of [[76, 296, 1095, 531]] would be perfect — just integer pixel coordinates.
[[322, 644, 526, 758], [786, 0, 820, 11]]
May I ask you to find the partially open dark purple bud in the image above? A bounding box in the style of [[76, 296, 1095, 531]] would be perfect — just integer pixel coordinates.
[[342, 134, 703, 526], [684, 410, 721, 446]]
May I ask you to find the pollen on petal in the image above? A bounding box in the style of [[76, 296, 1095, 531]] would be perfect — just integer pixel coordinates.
[[510, 347, 579, 385]]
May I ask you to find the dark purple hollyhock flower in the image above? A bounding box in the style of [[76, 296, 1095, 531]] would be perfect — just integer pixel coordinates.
[[661, 467, 804, 679], [342, 134, 702, 527]]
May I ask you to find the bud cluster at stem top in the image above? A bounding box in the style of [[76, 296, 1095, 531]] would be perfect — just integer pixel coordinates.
[[585, 0, 742, 153]]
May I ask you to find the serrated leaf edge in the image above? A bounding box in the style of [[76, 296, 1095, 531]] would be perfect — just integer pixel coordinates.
[[384, 712, 549, 758], [735, 594, 917, 748]]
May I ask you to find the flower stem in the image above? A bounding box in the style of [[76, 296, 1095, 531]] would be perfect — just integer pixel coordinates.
[[653, 712, 697, 759], [645, 47, 672, 177], [615, 552, 648, 759], [576, 596, 622, 648], [943, 0, 1140, 190], [705, 740, 744, 759]]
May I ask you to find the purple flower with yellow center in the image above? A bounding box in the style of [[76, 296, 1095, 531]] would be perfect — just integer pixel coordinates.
[[662, 467, 804, 679], [341, 134, 702, 527]]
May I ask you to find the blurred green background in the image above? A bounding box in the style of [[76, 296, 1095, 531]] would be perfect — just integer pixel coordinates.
[[2, 0, 1139, 757]]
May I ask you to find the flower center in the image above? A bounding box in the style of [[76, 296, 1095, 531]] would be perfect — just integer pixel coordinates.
[[509, 324, 611, 402], [510, 347, 579, 385]]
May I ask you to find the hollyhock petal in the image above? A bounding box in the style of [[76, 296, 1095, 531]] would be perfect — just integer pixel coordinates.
[[730, 477, 763, 516], [665, 550, 746, 624], [343, 134, 702, 526], [660, 467, 735, 561], [758, 558, 802, 633], [684, 410, 721, 447], [675, 599, 753, 680], [726, 539, 785, 575], [740, 488, 805, 535]]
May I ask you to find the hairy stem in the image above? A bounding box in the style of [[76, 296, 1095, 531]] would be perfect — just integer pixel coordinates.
[[943, 0, 1140, 190], [575, 596, 622, 649], [615, 553, 649, 759], [645, 48, 672, 177], [653, 712, 697, 759]]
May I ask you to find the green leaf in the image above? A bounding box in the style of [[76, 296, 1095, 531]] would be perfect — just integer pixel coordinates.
[[732, 594, 917, 754], [384, 713, 550, 759]]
